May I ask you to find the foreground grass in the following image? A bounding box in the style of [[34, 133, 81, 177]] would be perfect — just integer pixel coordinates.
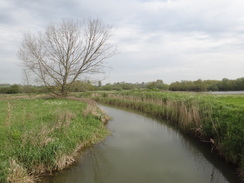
[[0, 97, 109, 183], [78, 90, 244, 180]]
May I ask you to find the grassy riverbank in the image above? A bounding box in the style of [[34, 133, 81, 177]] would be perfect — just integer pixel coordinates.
[[0, 97, 109, 183], [78, 90, 244, 180]]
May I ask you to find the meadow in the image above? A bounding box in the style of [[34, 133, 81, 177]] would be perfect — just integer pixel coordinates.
[[79, 90, 244, 180], [0, 96, 109, 183]]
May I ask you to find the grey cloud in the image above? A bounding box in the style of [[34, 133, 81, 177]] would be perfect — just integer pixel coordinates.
[[122, 0, 244, 35]]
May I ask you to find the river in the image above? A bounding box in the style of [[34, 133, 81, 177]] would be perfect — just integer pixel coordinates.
[[42, 105, 240, 183], [203, 91, 244, 95]]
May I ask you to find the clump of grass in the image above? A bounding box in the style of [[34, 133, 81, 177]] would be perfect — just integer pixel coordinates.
[[83, 105, 110, 124], [7, 159, 34, 183], [0, 98, 109, 183]]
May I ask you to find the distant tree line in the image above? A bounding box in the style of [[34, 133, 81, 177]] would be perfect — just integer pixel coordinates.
[[0, 84, 48, 94], [99, 80, 169, 91], [0, 84, 20, 94], [1, 77, 243, 94], [0, 80, 169, 94], [169, 77, 244, 91], [0, 81, 96, 94]]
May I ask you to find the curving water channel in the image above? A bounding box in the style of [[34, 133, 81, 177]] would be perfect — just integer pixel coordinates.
[[43, 105, 240, 183]]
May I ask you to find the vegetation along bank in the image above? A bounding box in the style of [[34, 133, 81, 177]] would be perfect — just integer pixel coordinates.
[[0, 96, 109, 183], [79, 90, 244, 180]]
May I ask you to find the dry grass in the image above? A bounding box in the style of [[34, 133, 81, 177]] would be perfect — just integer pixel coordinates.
[[83, 105, 110, 124], [55, 110, 75, 129], [21, 110, 75, 148], [22, 125, 53, 148], [67, 96, 110, 124], [7, 159, 35, 183], [5, 102, 14, 126], [55, 134, 107, 171], [55, 142, 89, 171]]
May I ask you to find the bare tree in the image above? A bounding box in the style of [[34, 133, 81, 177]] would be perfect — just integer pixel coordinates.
[[18, 19, 117, 97]]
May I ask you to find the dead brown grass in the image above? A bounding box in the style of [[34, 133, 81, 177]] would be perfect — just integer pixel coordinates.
[[68, 96, 110, 124], [7, 159, 35, 183]]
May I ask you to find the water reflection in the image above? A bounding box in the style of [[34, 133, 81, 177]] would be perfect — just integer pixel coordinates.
[[44, 105, 240, 183], [85, 146, 111, 183], [202, 91, 244, 95]]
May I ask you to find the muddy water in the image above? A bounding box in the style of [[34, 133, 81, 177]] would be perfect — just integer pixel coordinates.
[[43, 105, 240, 183]]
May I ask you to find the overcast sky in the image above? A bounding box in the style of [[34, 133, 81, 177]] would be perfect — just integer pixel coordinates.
[[1, 0, 244, 84]]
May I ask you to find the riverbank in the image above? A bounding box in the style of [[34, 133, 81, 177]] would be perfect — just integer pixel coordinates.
[[78, 90, 244, 181], [0, 96, 109, 183]]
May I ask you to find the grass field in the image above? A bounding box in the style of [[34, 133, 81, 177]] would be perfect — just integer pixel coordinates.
[[78, 90, 244, 180], [0, 96, 109, 183]]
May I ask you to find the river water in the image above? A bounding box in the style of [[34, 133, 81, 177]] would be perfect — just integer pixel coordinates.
[[43, 105, 240, 183], [203, 91, 244, 95]]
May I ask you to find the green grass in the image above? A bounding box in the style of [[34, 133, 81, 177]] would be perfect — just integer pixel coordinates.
[[81, 90, 244, 180], [0, 97, 109, 182]]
